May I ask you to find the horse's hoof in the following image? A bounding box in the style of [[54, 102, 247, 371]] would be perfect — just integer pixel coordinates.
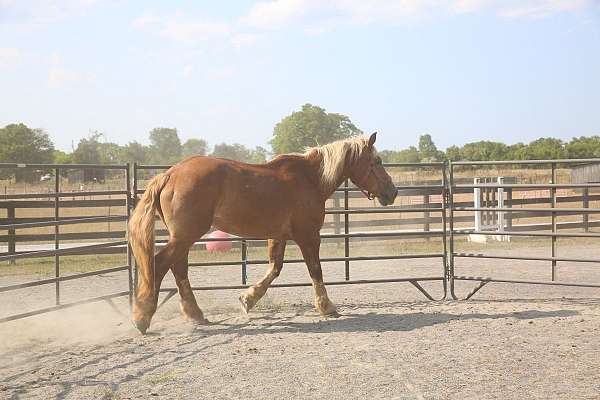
[[190, 317, 210, 325], [322, 310, 341, 318], [132, 318, 150, 335], [239, 295, 251, 315]]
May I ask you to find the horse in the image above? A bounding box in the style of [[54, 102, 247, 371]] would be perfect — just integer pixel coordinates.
[[128, 132, 398, 334]]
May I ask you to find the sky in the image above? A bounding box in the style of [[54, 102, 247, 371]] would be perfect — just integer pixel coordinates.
[[1, 0, 599, 153]]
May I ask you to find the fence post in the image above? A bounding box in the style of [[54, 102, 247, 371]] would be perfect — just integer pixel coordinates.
[[126, 163, 133, 309], [551, 163, 557, 281], [344, 179, 350, 281], [441, 163, 449, 296], [7, 204, 15, 265], [448, 162, 456, 299], [241, 240, 248, 285], [474, 178, 482, 231], [583, 187, 589, 233], [333, 194, 341, 249], [132, 163, 138, 298], [497, 177, 505, 233], [506, 188, 513, 230], [423, 194, 430, 240], [54, 167, 60, 305]]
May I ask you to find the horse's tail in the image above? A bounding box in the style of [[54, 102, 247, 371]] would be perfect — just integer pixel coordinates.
[[128, 173, 170, 300]]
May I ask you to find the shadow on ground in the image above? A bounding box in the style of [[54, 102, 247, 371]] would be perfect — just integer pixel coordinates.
[[215, 308, 579, 336], [0, 300, 584, 400]]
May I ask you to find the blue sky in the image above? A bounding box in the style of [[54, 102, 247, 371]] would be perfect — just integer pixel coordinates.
[[1, 0, 599, 153]]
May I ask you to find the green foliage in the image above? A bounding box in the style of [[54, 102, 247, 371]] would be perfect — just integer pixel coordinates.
[[418, 134, 445, 161], [211, 143, 268, 163], [0, 123, 54, 181], [71, 133, 106, 182], [378, 135, 443, 164], [565, 136, 600, 158], [149, 127, 182, 164], [72, 133, 103, 164], [270, 103, 363, 154], [182, 138, 208, 158], [3, 119, 600, 176], [121, 141, 149, 164], [379, 146, 420, 163], [53, 150, 72, 164], [98, 142, 121, 164], [458, 141, 510, 161], [445, 145, 462, 162], [512, 137, 565, 160], [249, 146, 269, 163]]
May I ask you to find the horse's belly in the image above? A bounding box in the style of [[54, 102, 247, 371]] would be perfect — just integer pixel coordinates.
[[212, 203, 291, 239]]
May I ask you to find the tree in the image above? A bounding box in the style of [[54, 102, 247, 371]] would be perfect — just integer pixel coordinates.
[[417, 134, 444, 161], [98, 142, 122, 164], [248, 146, 268, 164], [182, 138, 208, 158], [566, 136, 600, 159], [519, 138, 566, 160], [506, 143, 527, 160], [53, 150, 72, 164], [445, 145, 462, 161], [72, 133, 105, 182], [72, 133, 102, 164], [121, 141, 149, 164], [0, 123, 54, 181], [379, 147, 420, 163], [460, 141, 510, 161], [211, 143, 267, 163], [270, 103, 363, 154], [149, 127, 182, 164]]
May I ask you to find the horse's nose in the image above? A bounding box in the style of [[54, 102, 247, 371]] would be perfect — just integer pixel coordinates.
[[389, 186, 398, 201]]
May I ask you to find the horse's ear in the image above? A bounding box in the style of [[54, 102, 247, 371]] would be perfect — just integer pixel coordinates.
[[368, 132, 377, 148]]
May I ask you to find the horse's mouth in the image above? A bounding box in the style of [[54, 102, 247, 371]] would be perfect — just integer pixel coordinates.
[[377, 194, 393, 206], [377, 187, 398, 206]]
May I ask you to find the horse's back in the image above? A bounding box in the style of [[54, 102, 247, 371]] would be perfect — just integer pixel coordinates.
[[164, 156, 320, 238]]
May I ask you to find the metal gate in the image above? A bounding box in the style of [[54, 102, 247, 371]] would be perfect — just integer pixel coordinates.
[[3, 159, 600, 323], [0, 163, 133, 323], [448, 159, 600, 299]]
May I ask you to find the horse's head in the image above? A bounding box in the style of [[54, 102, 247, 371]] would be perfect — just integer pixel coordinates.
[[349, 132, 398, 206]]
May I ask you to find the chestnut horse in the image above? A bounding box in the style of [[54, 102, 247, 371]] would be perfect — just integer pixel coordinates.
[[128, 132, 398, 334]]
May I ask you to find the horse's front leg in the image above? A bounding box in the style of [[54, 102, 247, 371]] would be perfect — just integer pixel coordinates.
[[239, 239, 286, 314], [297, 233, 338, 316]]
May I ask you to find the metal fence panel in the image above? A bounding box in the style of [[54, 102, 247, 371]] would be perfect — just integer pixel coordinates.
[[448, 159, 600, 300]]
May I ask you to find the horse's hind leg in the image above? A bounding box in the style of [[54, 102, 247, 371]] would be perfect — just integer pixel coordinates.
[[172, 251, 208, 324], [132, 238, 190, 333], [239, 239, 286, 314]]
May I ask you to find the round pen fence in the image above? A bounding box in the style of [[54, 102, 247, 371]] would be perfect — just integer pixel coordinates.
[[2, 159, 600, 323], [448, 159, 600, 299], [0, 163, 133, 323]]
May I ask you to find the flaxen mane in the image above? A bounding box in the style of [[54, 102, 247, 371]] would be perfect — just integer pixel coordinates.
[[305, 136, 372, 193]]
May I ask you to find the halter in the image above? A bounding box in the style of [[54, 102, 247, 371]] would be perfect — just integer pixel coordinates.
[[352, 162, 378, 201]]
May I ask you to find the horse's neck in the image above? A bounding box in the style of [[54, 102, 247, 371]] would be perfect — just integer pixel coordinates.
[[306, 151, 350, 201]]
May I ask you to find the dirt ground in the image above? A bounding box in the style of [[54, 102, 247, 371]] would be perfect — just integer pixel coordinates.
[[1, 244, 600, 400]]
